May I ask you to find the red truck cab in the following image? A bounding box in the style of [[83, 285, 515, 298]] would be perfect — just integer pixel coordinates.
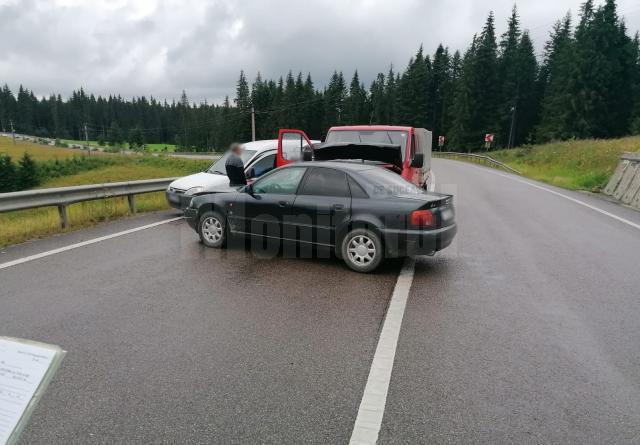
[[277, 125, 432, 189]]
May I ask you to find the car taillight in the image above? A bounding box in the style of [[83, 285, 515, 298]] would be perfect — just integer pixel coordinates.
[[410, 209, 436, 227]]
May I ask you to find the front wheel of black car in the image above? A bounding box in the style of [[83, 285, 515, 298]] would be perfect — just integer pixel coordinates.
[[341, 228, 383, 273], [198, 210, 227, 248]]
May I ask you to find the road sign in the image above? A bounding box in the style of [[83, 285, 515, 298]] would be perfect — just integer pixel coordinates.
[[485, 133, 494, 143], [438, 135, 445, 147]]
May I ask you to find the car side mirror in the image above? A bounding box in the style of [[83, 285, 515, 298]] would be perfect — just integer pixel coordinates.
[[243, 183, 254, 194], [247, 167, 256, 178], [411, 153, 424, 168], [302, 149, 313, 162]]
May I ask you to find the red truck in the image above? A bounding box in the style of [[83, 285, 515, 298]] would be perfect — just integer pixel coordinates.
[[276, 125, 433, 189]]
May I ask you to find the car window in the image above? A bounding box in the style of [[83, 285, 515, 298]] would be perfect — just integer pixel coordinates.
[[253, 167, 307, 194], [208, 149, 257, 174], [348, 175, 369, 198], [299, 168, 350, 197], [281, 133, 311, 161], [248, 154, 276, 178], [325, 130, 409, 160], [358, 167, 424, 197]]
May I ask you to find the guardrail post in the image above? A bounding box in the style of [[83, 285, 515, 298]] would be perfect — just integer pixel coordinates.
[[57, 205, 68, 229], [127, 194, 136, 214]]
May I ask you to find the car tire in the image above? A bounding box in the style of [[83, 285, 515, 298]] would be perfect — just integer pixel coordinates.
[[198, 210, 227, 248], [341, 228, 383, 273]]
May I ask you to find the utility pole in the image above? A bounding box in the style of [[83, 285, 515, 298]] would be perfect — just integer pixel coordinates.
[[508, 105, 517, 149], [251, 106, 256, 142], [10, 119, 16, 145], [508, 83, 520, 150], [84, 123, 90, 156]]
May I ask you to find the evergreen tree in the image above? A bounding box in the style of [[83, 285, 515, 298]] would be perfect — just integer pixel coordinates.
[[344, 70, 368, 124], [108, 120, 123, 146], [324, 71, 347, 127], [397, 46, 430, 127], [472, 12, 499, 147], [629, 33, 640, 133], [514, 31, 539, 145], [444, 50, 462, 140], [430, 44, 451, 145], [128, 125, 145, 149], [590, 0, 636, 137], [0, 155, 17, 193], [369, 72, 386, 124], [234, 70, 252, 141], [18, 153, 39, 190], [497, 6, 522, 147], [385, 66, 398, 123], [179, 90, 189, 148], [1, 1, 639, 151], [537, 13, 574, 141], [451, 37, 478, 149]]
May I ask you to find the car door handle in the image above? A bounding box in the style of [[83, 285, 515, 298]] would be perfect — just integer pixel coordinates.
[[332, 204, 345, 210], [278, 200, 289, 207]]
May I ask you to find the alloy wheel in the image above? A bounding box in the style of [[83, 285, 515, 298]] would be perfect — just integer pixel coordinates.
[[202, 216, 223, 243], [347, 235, 377, 265]]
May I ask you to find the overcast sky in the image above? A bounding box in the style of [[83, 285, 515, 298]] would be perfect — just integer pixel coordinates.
[[2, 0, 640, 104]]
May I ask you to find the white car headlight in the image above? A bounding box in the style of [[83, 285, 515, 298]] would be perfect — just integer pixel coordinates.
[[185, 186, 204, 196]]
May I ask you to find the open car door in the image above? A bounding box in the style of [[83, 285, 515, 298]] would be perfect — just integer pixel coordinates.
[[277, 129, 314, 167]]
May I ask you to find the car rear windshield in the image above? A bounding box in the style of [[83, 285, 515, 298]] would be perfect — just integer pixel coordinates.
[[208, 149, 257, 174], [325, 130, 409, 159], [357, 166, 424, 197]]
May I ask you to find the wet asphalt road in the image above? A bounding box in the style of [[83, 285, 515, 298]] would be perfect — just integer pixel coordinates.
[[1, 159, 640, 444]]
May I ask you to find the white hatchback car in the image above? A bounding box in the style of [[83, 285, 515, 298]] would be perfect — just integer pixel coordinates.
[[165, 139, 318, 209]]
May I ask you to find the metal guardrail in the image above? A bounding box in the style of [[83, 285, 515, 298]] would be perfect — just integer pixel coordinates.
[[434, 151, 521, 175], [0, 178, 177, 228]]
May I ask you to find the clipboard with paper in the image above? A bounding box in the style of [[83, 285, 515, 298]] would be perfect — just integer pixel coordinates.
[[0, 337, 66, 445]]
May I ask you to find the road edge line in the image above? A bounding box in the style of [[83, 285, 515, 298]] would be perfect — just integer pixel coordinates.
[[445, 160, 640, 231], [349, 257, 416, 445], [0, 217, 183, 271]]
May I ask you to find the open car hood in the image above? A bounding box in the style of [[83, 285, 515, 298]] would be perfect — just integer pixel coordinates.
[[312, 142, 403, 166]]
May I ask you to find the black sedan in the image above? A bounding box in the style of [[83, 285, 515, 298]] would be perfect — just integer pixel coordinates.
[[184, 161, 456, 273]]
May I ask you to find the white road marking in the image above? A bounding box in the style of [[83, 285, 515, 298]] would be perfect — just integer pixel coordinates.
[[0, 217, 183, 271], [450, 161, 640, 232], [349, 258, 416, 445]]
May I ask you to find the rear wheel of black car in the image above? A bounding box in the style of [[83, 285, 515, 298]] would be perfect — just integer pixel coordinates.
[[341, 228, 383, 273], [198, 210, 227, 248]]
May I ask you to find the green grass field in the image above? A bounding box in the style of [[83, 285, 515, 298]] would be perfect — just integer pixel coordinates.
[[60, 138, 100, 146], [0, 154, 209, 247], [455, 136, 640, 191], [0, 138, 96, 160], [145, 143, 177, 152], [61, 139, 177, 152]]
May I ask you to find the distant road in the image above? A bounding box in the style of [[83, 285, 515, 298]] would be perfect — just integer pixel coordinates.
[[166, 152, 220, 161], [1, 159, 639, 444]]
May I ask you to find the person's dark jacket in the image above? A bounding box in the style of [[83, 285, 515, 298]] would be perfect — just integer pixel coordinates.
[[225, 153, 247, 186]]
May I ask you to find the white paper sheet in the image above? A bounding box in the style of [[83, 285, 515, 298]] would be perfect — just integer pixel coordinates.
[[0, 338, 57, 445]]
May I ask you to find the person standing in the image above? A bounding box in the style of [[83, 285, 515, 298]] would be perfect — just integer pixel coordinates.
[[225, 142, 247, 186]]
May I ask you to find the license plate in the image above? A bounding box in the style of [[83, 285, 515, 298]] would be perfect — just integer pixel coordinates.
[[168, 195, 180, 203]]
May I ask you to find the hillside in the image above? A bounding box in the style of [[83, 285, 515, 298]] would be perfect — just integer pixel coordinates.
[[486, 137, 640, 191]]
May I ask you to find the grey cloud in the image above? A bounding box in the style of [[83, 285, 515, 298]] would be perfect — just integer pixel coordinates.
[[2, 0, 640, 103]]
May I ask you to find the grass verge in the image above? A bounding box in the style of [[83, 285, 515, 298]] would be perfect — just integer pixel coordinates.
[[1, 157, 209, 248], [444, 136, 640, 191], [0, 193, 170, 248]]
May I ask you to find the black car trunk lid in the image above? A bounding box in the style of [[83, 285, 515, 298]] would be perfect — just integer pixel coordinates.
[[312, 142, 403, 168]]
